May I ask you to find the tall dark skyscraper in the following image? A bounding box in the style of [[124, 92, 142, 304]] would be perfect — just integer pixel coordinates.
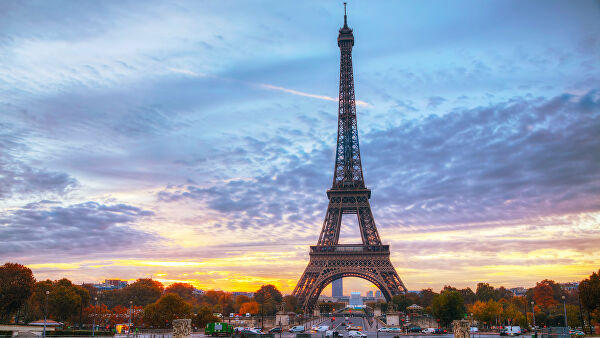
[[332, 278, 343, 297]]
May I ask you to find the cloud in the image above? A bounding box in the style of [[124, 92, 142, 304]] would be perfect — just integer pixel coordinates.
[[158, 91, 600, 238], [427, 96, 446, 108], [0, 125, 78, 199], [364, 90, 600, 227], [0, 201, 156, 257]]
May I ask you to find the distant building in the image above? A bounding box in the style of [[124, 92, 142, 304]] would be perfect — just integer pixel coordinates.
[[509, 287, 527, 296], [349, 292, 363, 306], [366, 290, 374, 297], [332, 278, 343, 297], [559, 282, 579, 291], [193, 288, 205, 295], [94, 279, 128, 291], [231, 291, 254, 298], [375, 290, 382, 298]]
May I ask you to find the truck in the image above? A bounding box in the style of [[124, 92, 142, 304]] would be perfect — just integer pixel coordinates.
[[205, 322, 234, 336]]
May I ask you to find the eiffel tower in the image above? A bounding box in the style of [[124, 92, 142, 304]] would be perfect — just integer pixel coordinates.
[[292, 4, 407, 312]]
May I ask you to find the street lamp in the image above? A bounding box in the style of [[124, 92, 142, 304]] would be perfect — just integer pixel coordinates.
[[93, 296, 98, 337], [43, 290, 49, 338], [562, 296, 568, 329], [531, 301, 536, 337], [129, 300, 133, 336]]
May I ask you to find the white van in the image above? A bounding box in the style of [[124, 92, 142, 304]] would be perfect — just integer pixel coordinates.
[[503, 326, 522, 336], [422, 328, 436, 334], [289, 326, 305, 333]]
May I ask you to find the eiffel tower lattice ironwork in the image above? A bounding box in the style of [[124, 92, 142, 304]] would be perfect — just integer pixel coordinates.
[[292, 4, 407, 312]]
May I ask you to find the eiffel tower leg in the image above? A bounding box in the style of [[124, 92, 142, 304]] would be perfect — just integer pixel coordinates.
[[356, 199, 381, 246], [317, 200, 342, 246]]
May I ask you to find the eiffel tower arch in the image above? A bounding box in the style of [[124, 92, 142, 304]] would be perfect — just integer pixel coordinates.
[[292, 4, 407, 312]]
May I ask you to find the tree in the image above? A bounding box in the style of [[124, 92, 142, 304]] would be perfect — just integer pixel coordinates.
[[49, 279, 82, 323], [235, 295, 251, 311], [0, 263, 35, 323], [239, 301, 259, 315], [418, 289, 438, 308], [391, 294, 412, 312], [165, 283, 197, 304], [431, 290, 466, 327], [143, 293, 192, 328], [533, 281, 557, 309], [254, 285, 282, 315], [282, 295, 298, 312], [121, 279, 164, 307], [192, 306, 218, 330], [476, 283, 496, 302], [459, 288, 476, 305], [579, 270, 600, 331]]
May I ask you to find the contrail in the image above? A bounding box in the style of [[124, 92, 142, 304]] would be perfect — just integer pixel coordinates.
[[168, 67, 371, 107]]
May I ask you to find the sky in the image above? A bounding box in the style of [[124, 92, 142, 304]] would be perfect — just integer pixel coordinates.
[[1, 0, 599, 296]]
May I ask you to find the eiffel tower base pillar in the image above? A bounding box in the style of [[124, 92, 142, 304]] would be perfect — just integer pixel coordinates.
[[292, 245, 407, 312]]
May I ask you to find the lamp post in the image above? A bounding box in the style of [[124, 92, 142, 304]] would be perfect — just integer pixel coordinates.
[[43, 290, 49, 338], [93, 296, 98, 337], [129, 300, 133, 336], [531, 301, 536, 338], [562, 296, 568, 329]]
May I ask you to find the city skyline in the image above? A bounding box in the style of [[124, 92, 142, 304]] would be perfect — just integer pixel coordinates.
[[1, 0, 599, 295]]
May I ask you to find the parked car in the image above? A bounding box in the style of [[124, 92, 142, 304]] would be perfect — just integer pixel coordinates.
[[325, 330, 340, 337], [470, 327, 479, 333], [289, 325, 305, 333], [409, 326, 423, 333], [269, 327, 282, 333], [348, 331, 367, 337], [378, 327, 390, 332], [317, 325, 330, 332], [240, 329, 262, 335], [423, 328, 436, 334], [434, 328, 444, 334], [570, 330, 584, 336]]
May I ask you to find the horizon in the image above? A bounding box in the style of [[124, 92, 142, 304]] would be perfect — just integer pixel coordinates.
[[1, 0, 599, 296]]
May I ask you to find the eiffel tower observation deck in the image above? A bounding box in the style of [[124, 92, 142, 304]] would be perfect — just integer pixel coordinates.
[[292, 3, 407, 312]]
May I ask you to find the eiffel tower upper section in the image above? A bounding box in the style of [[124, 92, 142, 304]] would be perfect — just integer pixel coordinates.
[[332, 4, 365, 191]]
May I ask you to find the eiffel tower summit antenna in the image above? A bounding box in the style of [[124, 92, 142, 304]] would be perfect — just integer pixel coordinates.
[[344, 2, 347, 27], [292, 3, 407, 312]]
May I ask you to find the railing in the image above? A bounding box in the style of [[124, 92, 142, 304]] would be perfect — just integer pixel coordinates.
[[310, 245, 389, 253]]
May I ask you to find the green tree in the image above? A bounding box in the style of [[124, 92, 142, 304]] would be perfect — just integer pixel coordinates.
[[418, 288, 438, 308], [391, 294, 412, 312], [143, 293, 192, 328], [431, 290, 466, 327], [254, 285, 282, 315], [121, 278, 164, 307], [192, 306, 218, 330], [282, 295, 298, 312], [579, 269, 600, 331], [459, 288, 476, 305], [0, 263, 36, 323], [48, 279, 82, 323], [476, 283, 496, 302]]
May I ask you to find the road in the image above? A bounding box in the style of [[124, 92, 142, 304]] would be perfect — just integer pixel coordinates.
[[267, 316, 505, 338]]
